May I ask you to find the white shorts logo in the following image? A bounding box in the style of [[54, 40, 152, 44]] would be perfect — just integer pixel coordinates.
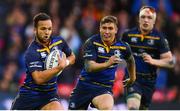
[[69, 102, 75, 108]]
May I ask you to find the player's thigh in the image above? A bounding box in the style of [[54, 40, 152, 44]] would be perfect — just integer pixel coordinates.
[[140, 88, 155, 109], [127, 93, 141, 110], [92, 93, 114, 110], [41, 101, 64, 110]]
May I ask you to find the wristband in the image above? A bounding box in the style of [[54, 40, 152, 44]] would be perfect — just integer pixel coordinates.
[[66, 59, 70, 66]]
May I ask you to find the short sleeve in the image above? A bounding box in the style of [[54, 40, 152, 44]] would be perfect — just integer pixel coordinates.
[[82, 39, 97, 61], [158, 34, 170, 54], [124, 42, 133, 60], [121, 30, 129, 42], [25, 51, 44, 73]]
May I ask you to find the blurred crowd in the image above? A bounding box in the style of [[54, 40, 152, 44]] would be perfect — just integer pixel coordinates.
[[0, 0, 180, 109]]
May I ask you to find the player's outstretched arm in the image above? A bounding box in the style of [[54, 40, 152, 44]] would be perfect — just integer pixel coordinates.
[[142, 51, 174, 68], [125, 55, 136, 86], [85, 55, 121, 73]]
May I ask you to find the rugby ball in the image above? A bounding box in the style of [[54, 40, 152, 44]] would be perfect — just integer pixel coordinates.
[[45, 49, 63, 75]]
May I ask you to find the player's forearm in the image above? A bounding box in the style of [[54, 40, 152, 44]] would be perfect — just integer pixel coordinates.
[[32, 67, 62, 85], [85, 61, 110, 73], [151, 58, 174, 68], [127, 56, 136, 81], [144, 51, 173, 68]]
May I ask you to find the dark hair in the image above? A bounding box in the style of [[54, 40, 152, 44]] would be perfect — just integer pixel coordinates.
[[139, 6, 156, 14], [100, 15, 118, 27], [33, 13, 51, 28]]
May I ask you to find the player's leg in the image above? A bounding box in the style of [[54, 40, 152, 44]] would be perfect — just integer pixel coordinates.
[[125, 81, 143, 110], [68, 82, 91, 110], [11, 94, 40, 110], [126, 93, 141, 110], [139, 85, 155, 110], [92, 93, 114, 110], [41, 101, 64, 110]]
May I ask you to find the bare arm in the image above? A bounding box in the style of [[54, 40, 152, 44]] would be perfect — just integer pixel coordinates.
[[32, 53, 67, 85], [143, 51, 174, 68], [126, 55, 136, 82], [85, 55, 121, 73]]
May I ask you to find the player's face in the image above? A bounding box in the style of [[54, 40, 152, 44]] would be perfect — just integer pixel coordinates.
[[139, 8, 156, 32], [100, 22, 117, 43], [35, 20, 52, 44]]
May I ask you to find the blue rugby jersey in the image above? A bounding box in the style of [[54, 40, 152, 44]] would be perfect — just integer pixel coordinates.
[[122, 27, 170, 75], [80, 34, 132, 87], [20, 36, 72, 95]]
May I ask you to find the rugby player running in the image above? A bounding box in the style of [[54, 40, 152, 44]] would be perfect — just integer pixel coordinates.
[[122, 6, 173, 110], [11, 13, 75, 110]]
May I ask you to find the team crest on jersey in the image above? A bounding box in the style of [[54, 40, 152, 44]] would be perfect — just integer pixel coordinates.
[[98, 47, 105, 53], [114, 50, 121, 57], [147, 39, 154, 45], [131, 37, 138, 43], [40, 52, 47, 58]]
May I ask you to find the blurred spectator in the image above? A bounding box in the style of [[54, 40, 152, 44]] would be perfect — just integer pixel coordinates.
[[117, 10, 130, 35], [49, 0, 61, 35], [168, 42, 180, 102], [174, 42, 180, 76], [0, 61, 19, 92], [24, 24, 34, 46], [0, 0, 179, 110], [175, 23, 180, 45], [101, 0, 115, 16], [131, 0, 173, 17], [60, 13, 82, 56], [80, 0, 101, 41]]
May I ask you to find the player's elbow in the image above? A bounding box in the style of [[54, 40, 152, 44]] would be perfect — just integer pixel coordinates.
[[71, 54, 76, 65], [85, 67, 93, 73], [85, 64, 96, 72], [84, 60, 97, 72], [166, 53, 173, 61], [162, 51, 173, 61], [32, 71, 46, 85]]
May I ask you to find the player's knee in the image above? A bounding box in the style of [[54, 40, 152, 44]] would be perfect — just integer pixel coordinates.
[[92, 94, 114, 110], [95, 102, 113, 110], [127, 104, 139, 110], [127, 99, 140, 110], [127, 96, 141, 110]]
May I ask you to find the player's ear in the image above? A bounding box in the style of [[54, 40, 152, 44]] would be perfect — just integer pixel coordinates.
[[115, 26, 118, 33]]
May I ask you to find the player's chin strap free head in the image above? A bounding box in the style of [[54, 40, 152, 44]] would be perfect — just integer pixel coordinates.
[[139, 6, 157, 21]]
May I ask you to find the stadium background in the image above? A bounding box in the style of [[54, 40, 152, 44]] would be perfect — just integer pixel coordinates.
[[0, 0, 180, 109]]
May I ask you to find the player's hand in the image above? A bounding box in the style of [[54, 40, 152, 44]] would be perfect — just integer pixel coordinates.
[[107, 55, 122, 66], [57, 52, 67, 70], [123, 78, 135, 87], [142, 53, 154, 65]]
